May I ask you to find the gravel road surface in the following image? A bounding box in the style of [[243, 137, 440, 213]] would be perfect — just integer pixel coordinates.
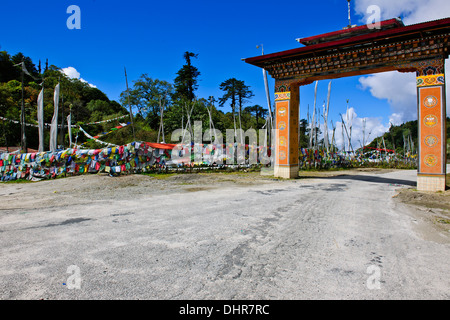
[[0, 168, 448, 299]]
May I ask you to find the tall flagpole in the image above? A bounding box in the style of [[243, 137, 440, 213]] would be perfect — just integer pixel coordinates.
[[20, 58, 27, 153], [37, 80, 45, 152], [49, 83, 60, 152], [59, 76, 65, 149], [347, 0, 352, 28], [257, 44, 274, 156], [124, 67, 136, 142], [67, 108, 72, 148], [257, 44, 273, 128]]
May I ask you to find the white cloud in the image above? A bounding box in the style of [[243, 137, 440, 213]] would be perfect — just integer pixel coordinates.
[[354, 0, 450, 24], [388, 113, 405, 126], [61, 66, 97, 88], [61, 66, 80, 79], [317, 107, 389, 151], [337, 108, 389, 150], [354, 0, 450, 124], [358, 71, 417, 123]]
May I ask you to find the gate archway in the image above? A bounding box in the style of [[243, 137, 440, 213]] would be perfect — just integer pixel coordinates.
[[245, 17, 450, 191]]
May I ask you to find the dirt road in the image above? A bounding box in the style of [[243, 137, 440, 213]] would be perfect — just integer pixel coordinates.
[[0, 168, 448, 299]]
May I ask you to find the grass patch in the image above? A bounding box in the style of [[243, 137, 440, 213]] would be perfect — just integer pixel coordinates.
[[1, 179, 36, 184], [139, 172, 178, 179], [436, 218, 450, 224], [300, 167, 353, 173]]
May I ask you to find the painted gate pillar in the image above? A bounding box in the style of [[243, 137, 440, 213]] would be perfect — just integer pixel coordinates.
[[415, 59, 447, 191], [274, 80, 300, 178]]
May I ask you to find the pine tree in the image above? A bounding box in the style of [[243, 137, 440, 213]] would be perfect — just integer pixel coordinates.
[[174, 52, 200, 102], [219, 78, 239, 135]]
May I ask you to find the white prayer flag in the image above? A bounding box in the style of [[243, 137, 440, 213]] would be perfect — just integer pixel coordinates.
[[13, 62, 38, 80], [49, 83, 60, 152], [67, 113, 72, 147], [37, 88, 45, 152]]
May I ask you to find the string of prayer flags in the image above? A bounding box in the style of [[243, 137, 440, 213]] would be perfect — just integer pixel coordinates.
[[0, 141, 173, 181]]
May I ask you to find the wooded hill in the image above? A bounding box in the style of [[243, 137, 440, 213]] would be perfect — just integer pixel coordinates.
[[364, 118, 450, 159], [0, 50, 271, 151], [1, 49, 448, 159], [0, 51, 128, 150]]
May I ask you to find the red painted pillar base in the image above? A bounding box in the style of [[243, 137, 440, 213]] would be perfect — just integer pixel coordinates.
[[274, 80, 299, 179], [416, 59, 447, 191]]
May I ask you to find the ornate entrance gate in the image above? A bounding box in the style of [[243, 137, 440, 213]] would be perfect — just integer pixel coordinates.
[[245, 18, 450, 191]]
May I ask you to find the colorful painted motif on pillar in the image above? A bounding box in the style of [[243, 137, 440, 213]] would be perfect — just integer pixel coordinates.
[[417, 63, 446, 176]]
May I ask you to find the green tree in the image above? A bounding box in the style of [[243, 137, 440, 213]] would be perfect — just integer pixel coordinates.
[[219, 78, 239, 134], [244, 104, 267, 129], [11, 52, 39, 83], [0, 50, 134, 149], [0, 51, 19, 83], [119, 74, 173, 127], [219, 78, 254, 140], [235, 80, 253, 133], [174, 52, 200, 102], [299, 119, 308, 148], [87, 100, 113, 121]]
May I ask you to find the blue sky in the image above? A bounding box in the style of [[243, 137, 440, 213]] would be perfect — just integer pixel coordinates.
[[1, 0, 449, 148]]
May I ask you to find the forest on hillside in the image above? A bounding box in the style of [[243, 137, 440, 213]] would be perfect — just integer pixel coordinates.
[[1, 49, 448, 160], [365, 118, 450, 159], [0, 50, 271, 151]]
